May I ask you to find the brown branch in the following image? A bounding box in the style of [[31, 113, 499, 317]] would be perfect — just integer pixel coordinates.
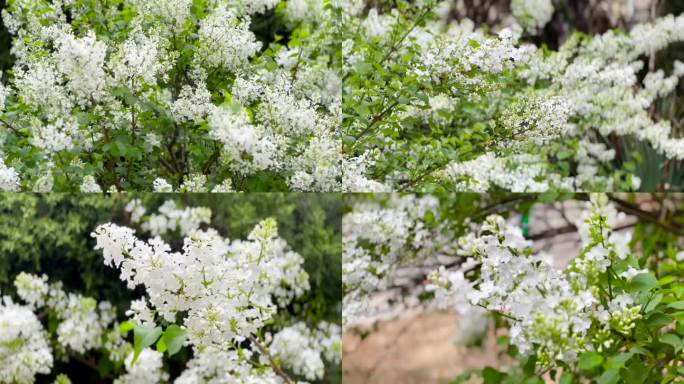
[[342, 3, 435, 83], [353, 100, 399, 140], [0, 117, 27, 137], [201, 145, 221, 174], [609, 196, 684, 235], [248, 335, 292, 384]]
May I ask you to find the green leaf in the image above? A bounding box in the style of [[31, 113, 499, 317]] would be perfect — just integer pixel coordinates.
[[646, 312, 671, 328], [355, 104, 371, 118], [660, 333, 682, 352], [645, 293, 663, 313], [578, 351, 603, 370], [119, 321, 134, 334], [156, 336, 167, 353], [162, 325, 187, 356], [627, 273, 658, 293], [538, 191, 559, 204], [559, 373, 573, 384], [667, 300, 684, 310], [556, 150, 573, 160], [622, 359, 648, 384], [658, 275, 675, 286], [604, 352, 633, 369], [132, 325, 162, 365], [597, 368, 620, 384], [354, 62, 373, 75], [482, 367, 503, 384]]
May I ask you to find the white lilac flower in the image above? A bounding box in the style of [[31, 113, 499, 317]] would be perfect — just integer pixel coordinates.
[[445, 153, 575, 192], [283, 0, 327, 23], [55, 295, 110, 354], [0, 157, 20, 191], [342, 151, 392, 193], [32, 171, 54, 193], [14, 273, 115, 355], [343, 194, 455, 326], [126, 0, 193, 27], [211, 179, 235, 193], [14, 273, 49, 308], [125, 199, 146, 224], [0, 298, 53, 384], [208, 107, 277, 173], [92, 214, 310, 353], [114, 349, 168, 384], [0, 81, 8, 110], [269, 323, 327, 380], [511, 0, 554, 34], [152, 178, 174, 192], [109, 30, 171, 90], [197, 4, 262, 71], [362, 9, 396, 38], [1, 0, 341, 192], [141, 200, 211, 236], [53, 30, 107, 105], [171, 84, 213, 123], [80, 175, 103, 193], [428, 196, 644, 367], [175, 347, 281, 384]]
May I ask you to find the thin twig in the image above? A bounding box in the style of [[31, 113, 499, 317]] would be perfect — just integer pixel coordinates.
[[248, 335, 292, 384]]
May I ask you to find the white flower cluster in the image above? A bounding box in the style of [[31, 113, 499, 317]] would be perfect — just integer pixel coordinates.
[[197, 4, 262, 71], [342, 152, 392, 192], [53, 30, 107, 106], [511, 0, 555, 34], [136, 200, 212, 236], [345, 6, 684, 192], [207, 107, 277, 174], [14, 272, 116, 354], [1, 0, 341, 191], [175, 347, 282, 384], [342, 194, 454, 326], [80, 175, 103, 193], [151, 176, 235, 193], [0, 157, 20, 191], [114, 349, 168, 384], [269, 321, 342, 381], [109, 30, 170, 91], [92, 204, 326, 381], [444, 152, 575, 192], [1, 271, 123, 383], [0, 297, 53, 384], [429, 195, 646, 367]]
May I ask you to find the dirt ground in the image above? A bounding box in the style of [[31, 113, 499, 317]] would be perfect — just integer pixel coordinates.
[[342, 310, 511, 384]]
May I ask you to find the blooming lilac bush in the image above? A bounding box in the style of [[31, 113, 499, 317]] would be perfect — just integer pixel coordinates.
[[343, 193, 684, 383], [1, 199, 341, 383], [343, 0, 684, 192], [0, 0, 341, 192]]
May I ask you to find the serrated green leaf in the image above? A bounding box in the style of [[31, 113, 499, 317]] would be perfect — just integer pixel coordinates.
[[578, 352, 603, 370], [132, 325, 162, 365], [597, 368, 620, 384], [627, 273, 658, 293], [163, 325, 187, 356]]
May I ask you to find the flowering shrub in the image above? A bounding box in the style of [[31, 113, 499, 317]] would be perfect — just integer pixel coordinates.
[[0, 0, 341, 192], [343, 193, 684, 383], [342, 0, 684, 192], [1, 198, 342, 383]]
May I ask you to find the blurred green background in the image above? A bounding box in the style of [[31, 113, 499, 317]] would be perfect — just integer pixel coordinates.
[[0, 192, 342, 384]]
